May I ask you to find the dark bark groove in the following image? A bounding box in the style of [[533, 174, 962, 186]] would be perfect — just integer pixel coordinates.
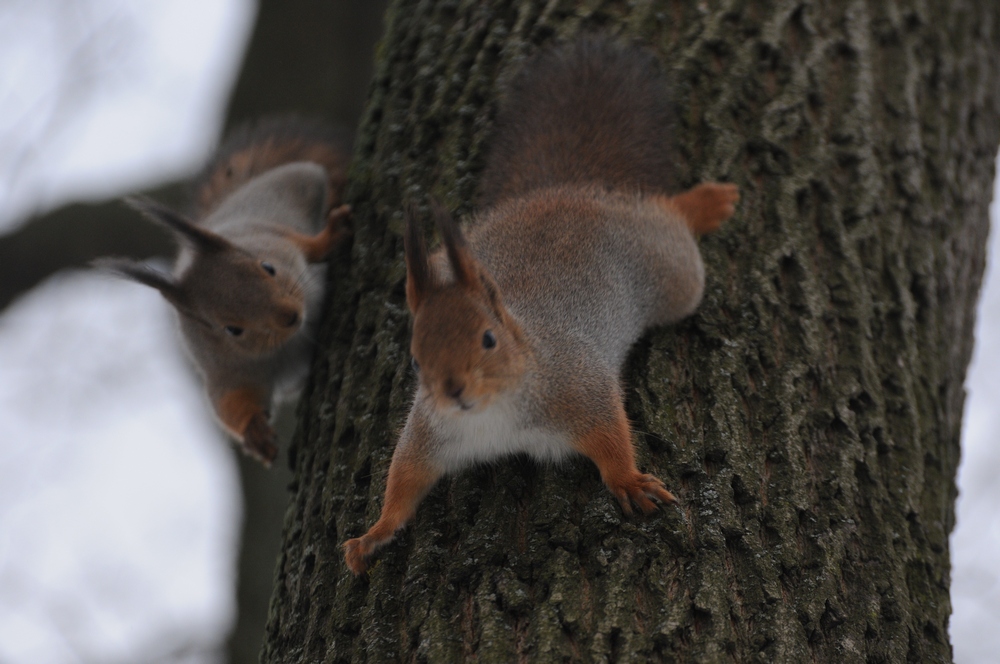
[[264, 1, 1000, 662]]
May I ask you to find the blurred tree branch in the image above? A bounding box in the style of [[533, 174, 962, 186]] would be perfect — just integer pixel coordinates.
[[0, 190, 175, 311], [0, 2, 387, 663]]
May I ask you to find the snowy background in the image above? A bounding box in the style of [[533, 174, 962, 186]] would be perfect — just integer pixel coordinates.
[[0, 2, 997, 662]]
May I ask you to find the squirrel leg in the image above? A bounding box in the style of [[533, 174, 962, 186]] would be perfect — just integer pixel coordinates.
[[343, 452, 442, 575], [656, 182, 739, 236], [572, 402, 676, 514], [287, 203, 352, 262], [214, 388, 278, 467]]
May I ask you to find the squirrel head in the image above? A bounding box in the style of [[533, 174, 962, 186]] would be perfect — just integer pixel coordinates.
[[99, 196, 307, 358], [405, 205, 529, 413]]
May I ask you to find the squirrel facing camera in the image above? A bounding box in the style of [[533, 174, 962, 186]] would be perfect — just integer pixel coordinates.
[[343, 36, 740, 575], [96, 119, 352, 466]]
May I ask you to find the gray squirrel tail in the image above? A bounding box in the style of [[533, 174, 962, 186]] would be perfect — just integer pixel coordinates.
[[478, 35, 677, 206]]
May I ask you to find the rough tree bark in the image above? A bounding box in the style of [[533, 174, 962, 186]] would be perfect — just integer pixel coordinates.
[[265, 1, 1000, 661], [220, 2, 388, 661]]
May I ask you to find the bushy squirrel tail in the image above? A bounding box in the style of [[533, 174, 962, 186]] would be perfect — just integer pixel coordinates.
[[191, 116, 351, 218], [478, 36, 676, 206]]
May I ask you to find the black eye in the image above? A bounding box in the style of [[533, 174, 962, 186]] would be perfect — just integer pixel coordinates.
[[225, 325, 244, 337], [411, 357, 420, 373], [482, 330, 497, 349], [261, 262, 276, 276]]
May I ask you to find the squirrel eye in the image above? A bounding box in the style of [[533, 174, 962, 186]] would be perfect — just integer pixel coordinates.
[[411, 357, 420, 373], [225, 325, 244, 337], [261, 262, 276, 276], [482, 330, 497, 349]]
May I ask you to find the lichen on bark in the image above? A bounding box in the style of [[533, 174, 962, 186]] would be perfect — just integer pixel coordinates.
[[263, 1, 1000, 662]]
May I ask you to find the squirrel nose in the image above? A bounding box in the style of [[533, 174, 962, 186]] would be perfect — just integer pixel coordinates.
[[443, 379, 465, 400], [279, 309, 300, 328]]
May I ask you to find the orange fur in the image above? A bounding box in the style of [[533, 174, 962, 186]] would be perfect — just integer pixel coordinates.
[[343, 451, 442, 575], [286, 204, 353, 262], [571, 402, 676, 514], [214, 388, 276, 466], [655, 182, 740, 236]]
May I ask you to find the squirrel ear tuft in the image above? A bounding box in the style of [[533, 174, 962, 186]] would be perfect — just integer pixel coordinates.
[[404, 206, 433, 313], [478, 271, 506, 320], [125, 195, 229, 253], [432, 203, 479, 290], [93, 257, 185, 305]]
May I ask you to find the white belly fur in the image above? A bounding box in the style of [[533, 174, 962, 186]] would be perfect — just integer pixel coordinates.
[[429, 395, 573, 472]]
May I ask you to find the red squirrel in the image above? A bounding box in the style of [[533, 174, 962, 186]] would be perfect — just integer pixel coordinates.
[[343, 36, 739, 575], [97, 118, 352, 466]]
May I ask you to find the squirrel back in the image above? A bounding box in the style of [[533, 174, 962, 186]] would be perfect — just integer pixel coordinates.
[[478, 36, 676, 206], [98, 116, 352, 466]]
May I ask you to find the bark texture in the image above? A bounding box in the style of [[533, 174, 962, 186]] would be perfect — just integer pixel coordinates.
[[222, 3, 388, 661], [265, 1, 1000, 662]]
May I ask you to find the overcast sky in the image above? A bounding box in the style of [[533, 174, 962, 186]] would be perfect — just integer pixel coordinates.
[[0, 1, 254, 662], [0, 2, 997, 663]]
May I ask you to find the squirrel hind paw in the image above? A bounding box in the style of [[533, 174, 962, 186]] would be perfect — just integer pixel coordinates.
[[666, 182, 740, 237]]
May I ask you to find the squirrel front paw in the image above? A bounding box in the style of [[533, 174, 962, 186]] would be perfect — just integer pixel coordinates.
[[242, 413, 278, 467], [328, 203, 352, 229], [607, 472, 677, 515], [214, 388, 278, 467], [343, 536, 375, 575], [323, 203, 353, 252]]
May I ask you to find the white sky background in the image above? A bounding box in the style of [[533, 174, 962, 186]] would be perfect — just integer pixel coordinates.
[[0, 1, 255, 663], [951, 167, 1000, 664], [0, 2, 997, 663], [0, 0, 255, 228]]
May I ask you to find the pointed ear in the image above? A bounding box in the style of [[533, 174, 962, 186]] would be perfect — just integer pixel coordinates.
[[125, 195, 229, 252], [404, 207, 434, 313], [478, 269, 507, 320], [93, 257, 184, 305], [432, 202, 479, 289]]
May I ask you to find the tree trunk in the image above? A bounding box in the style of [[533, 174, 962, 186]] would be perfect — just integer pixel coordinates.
[[264, 1, 1000, 661], [220, 2, 388, 662]]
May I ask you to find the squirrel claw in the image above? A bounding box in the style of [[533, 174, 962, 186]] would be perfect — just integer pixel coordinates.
[[612, 472, 677, 515]]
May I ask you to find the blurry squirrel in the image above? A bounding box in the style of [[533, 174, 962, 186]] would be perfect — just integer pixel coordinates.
[[97, 118, 352, 466], [343, 36, 739, 575]]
